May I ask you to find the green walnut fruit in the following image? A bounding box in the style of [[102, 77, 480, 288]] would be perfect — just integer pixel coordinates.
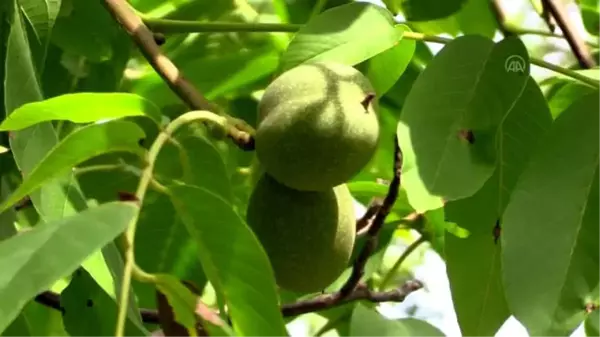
[[246, 173, 356, 293], [255, 61, 380, 191]]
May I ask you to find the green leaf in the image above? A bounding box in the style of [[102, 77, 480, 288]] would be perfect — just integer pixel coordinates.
[[349, 303, 444, 336], [397, 35, 530, 202], [0, 93, 163, 131], [169, 184, 288, 336], [0, 201, 139, 334], [50, 0, 120, 62], [19, 0, 61, 48], [396, 0, 468, 21], [548, 82, 597, 119], [280, 2, 403, 71], [579, 0, 599, 36], [585, 309, 599, 337], [455, 0, 497, 38], [0, 120, 146, 214], [502, 92, 600, 336], [444, 78, 553, 336], [363, 25, 416, 96], [61, 268, 148, 336], [2, 300, 68, 336]]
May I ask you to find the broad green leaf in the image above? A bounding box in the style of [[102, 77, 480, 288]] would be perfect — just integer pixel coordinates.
[[346, 181, 414, 218], [19, 0, 61, 48], [50, 0, 119, 62], [169, 184, 288, 336], [0, 93, 162, 131], [349, 303, 444, 336], [579, 0, 599, 36], [444, 78, 553, 336], [502, 92, 600, 336], [548, 82, 596, 119], [397, 35, 530, 202], [455, 0, 497, 38], [1, 300, 68, 336], [396, 0, 468, 21], [0, 120, 145, 214], [61, 269, 148, 336], [585, 309, 599, 336], [363, 25, 416, 96], [0, 201, 139, 334], [155, 274, 235, 336], [280, 2, 402, 71]]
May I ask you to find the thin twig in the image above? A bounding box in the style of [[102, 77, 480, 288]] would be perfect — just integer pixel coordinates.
[[379, 235, 427, 290], [339, 137, 403, 298], [101, 0, 254, 151], [280, 280, 422, 317], [540, 0, 596, 68]]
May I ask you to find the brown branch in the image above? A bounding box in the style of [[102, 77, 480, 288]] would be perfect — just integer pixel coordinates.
[[541, 0, 596, 68], [101, 0, 255, 151], [280, 280, 422, 317], [355, 198, 382, 237], [34, 280, 422, 323], [490, 0, 515, 37], [339, 137, 403, 298]]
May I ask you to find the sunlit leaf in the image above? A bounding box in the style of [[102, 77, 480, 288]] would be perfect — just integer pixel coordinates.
[[0, 120, 145, 214], [0, 93, 162, 131], [280, 2, 402, 71], [169, 184, 288, 336], [0, 202, 139, 334]]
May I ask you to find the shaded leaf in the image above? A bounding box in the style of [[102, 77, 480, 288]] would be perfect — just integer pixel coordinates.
[[0, 120, 146, 213], [349, 303, 444, 336], [444, 78, 553, 336], [455, 0, 497, 38], [397, 35, 530, 202], [502, 92, 600, 336], [0, 93, 163, 131], [0, 201, 139, 333], [19, 0, 61, 48], [50, 0, 119, 62], [61, 268, 148, 336], [363, 25, 416, 96], [1, 300, 68, 336], [280, 2, 402, 71], [579, 0, 599, 36], [397, 0, 468, 21], [169, 184, 288, 336]]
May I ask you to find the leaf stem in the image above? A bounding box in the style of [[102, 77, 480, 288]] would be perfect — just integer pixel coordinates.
[[114, 110, 228, 337], [505, 25, 599, 48], [529, 58, 599, 88], [379, 235, 427, 291], [143, 18, 302, 33]]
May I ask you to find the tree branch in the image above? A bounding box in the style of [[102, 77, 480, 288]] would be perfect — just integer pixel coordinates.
[[280, 280, 422, 317], [101, 0, 255, 151], [34, 280, 422, 323], [339, 137, 403, 297], [540, 0, 596, 68]]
